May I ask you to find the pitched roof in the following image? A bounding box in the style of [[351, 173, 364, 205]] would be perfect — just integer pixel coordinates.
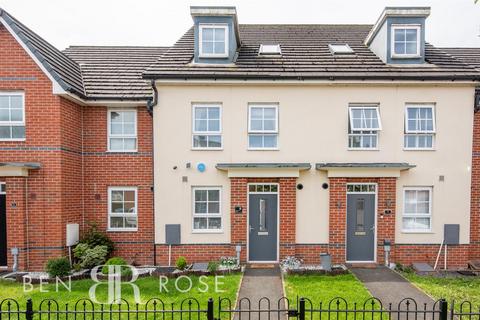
[[0, 8, 86, 97], [63, 46, 169, 100], [440, 48, 480, 70], [144, 24, 480, 81]]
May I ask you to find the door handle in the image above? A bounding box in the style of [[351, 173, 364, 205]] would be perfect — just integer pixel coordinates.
[[249, 225, 254, 233], [370, 226, 375, 231]]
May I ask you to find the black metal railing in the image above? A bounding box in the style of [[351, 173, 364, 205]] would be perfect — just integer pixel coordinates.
[[0, 297, 479, 320]]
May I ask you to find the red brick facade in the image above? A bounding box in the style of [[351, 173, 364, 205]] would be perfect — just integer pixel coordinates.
[[0, 24, 154, 270]]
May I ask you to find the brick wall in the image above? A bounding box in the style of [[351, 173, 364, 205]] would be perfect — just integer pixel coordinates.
[[0, 24, 154, 270], [470, 111, 480, 259]]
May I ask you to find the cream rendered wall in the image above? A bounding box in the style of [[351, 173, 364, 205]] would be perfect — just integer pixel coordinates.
[[153, 84, 474, 245]]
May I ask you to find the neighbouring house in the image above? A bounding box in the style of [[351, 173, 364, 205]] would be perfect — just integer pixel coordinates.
[[0, 6, 479, 271]]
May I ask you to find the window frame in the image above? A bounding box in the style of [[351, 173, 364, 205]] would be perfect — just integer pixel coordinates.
[[0, 91, 26, 141], [391, 24, 421, 58], [107, 186, 138, 232], [402, 186, 433, 233], [107, 108, 138, 152], [198, 24, 229, 58], [192, 186, 223, 233], [404, 104, 436, 150], [348, 105, 382, 150], [247, 104, 279, 150], [191, 103, 223, 150]]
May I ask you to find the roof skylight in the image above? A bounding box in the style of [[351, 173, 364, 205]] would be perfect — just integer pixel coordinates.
[[259, 44, 282, 55], [329, 44, 354, 55]]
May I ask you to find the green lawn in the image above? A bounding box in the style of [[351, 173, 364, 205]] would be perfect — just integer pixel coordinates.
[[402, 272, 480, 309], [283, 273, 373, 307], [0, 274, 242, 312]]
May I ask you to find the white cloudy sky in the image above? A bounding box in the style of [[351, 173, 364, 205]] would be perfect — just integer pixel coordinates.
[[1, 0, 479, 50]]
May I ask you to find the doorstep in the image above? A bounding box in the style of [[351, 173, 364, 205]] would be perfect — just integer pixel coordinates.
[[346, 262, 379, 269]]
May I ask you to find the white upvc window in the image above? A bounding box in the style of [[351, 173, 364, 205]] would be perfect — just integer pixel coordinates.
[[0, 92, 25, 141], [248, 104, 279, 150], [108, 187, 138, 231], [391, 25, 421, 58], [192, 104, 222, 149], [199, 24, 228, 58], [192, 187, 222, 232], [348, 105, 382, 149], [402, 187, 432, 232], [108, 109, 137, 152], [404, 104, 435, 150]]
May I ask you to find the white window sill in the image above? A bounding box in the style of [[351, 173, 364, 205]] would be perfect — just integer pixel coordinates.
[[391, 54, 421, 59], [0, 139, 26, 142], [199, 53, 228, 59], [191, 147, 223, 151], [348, 148, 379, 151], [403, 148, 435, 151], [107, 228, 138, 232], [247, 148, 279, 151], [106, 150, 138, 153], [191, 230, 224, 234], [401, 230, 433, 234]]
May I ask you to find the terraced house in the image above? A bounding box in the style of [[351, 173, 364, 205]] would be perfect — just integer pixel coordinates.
[[0, 6, 479, 271]]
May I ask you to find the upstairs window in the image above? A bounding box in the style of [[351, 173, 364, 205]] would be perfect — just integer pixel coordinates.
[[348, 106, 382, 149], [0, 92, 25, 140], [199, 24, 228, 58], [404, 104, 435, 149], [108, 109, 137, 152], [192, 104, 222, 149], [248, 104, 279, 150], [392, 25, 421, 57]]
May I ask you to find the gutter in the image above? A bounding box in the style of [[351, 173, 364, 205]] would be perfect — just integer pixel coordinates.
[[147, 80, 158, 115], [147, 80, 158, 265]]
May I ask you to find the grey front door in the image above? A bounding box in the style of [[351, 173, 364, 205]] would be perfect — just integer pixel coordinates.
[[347, 193, 375, 262], [248, 193, 278, 262], [0, 194, 7, 266]]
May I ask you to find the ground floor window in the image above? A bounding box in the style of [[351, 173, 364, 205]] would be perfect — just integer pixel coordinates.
[[192, 187, 222, 232], [108, 187, 138, 231], [402, 187, 432, 232]]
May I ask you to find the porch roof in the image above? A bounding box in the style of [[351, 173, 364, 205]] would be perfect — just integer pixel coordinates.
[[216, 163, 311, 178], [315, 162, 415, 178], [0, 162, 41, 177]]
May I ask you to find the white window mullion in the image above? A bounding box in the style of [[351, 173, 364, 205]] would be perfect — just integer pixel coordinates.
[[108, 109, 137, 152], [108, 187, 138, 231], [192, 187, 222, 232]]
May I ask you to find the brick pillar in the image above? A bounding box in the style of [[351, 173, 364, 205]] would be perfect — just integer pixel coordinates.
[[376, 178, 396, 265], [230, 178, 248, 262], [279, 178, 297, 259], [5, 177, 28, 270], [470, 111, 480, 259], [328, 178, 347, 263]]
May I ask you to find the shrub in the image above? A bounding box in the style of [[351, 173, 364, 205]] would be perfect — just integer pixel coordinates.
[[46, 257, 71, 278], [73, 243, 108, 269], [176, 256, 187, 270], [79, 224, 115, 256], [207, 261, 219, 273], [102, 257, 132, 276], [220, 256, 239, 268]]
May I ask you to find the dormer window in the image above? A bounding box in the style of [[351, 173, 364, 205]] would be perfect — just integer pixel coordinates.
[[259, 44, 281, 55], [199, 24, 229, 58], [391, 25, 421, 58]]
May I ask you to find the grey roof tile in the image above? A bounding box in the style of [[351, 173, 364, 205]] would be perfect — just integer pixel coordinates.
[[63, 46, 169, 100], [440, 47, 480, 70], [144, 24, 480, 81]]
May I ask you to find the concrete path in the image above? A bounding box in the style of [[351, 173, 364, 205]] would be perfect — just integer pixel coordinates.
[[351, 267, 435, 307], [234, 266, 286, 320]]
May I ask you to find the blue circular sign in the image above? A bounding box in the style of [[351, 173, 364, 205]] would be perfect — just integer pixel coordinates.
[[197, 163, 206, 173]]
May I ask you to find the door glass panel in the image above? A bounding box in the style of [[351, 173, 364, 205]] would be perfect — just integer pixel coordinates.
[[355, 198, 366, 235], [259, 199, 267, 231]]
